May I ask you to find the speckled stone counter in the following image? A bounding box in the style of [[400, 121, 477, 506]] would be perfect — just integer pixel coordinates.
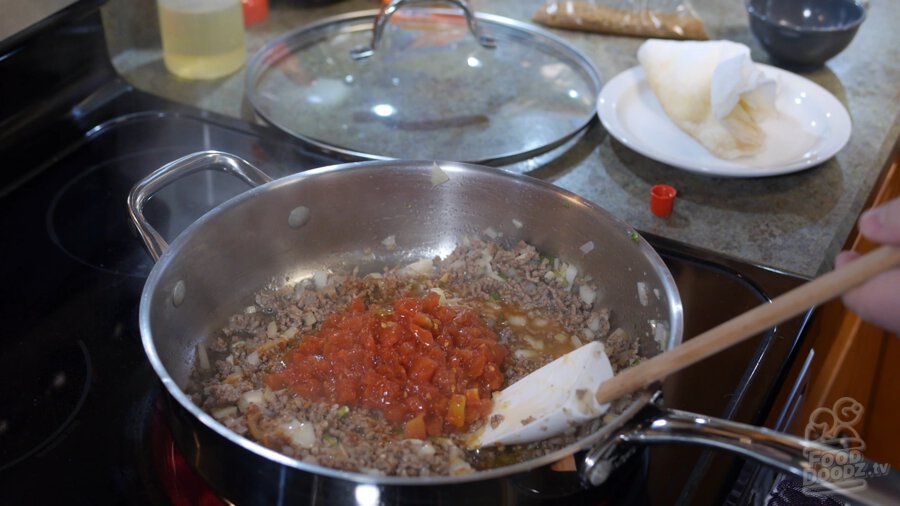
[[102, 0, 899, 278]]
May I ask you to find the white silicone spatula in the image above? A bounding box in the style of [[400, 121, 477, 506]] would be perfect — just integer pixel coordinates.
[[470, 245, 900, 448]]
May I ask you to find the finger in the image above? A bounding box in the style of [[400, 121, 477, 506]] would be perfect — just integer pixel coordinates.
[[859, 197, 900, 245], [840, 268, 900, 334], [834, 250, 860, 269]]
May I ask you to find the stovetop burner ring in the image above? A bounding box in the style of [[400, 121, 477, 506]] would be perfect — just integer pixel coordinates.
[[0, 339, 92, 472]]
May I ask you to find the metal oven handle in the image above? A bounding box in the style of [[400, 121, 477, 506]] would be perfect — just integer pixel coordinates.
[[581, 403, 900, 506], [126, 150, 273, 261]]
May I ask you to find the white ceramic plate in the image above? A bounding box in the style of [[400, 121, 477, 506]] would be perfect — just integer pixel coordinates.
[[597, 65, 852, 177]]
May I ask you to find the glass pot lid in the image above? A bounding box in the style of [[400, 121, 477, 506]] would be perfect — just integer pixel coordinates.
[[245, 1, 602, 165]]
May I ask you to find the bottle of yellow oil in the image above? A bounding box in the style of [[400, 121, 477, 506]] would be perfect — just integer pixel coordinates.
[[157, 0, 246, 80]]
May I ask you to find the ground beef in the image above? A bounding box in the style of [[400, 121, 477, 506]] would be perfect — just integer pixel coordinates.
[[189, 238, 641, 476]]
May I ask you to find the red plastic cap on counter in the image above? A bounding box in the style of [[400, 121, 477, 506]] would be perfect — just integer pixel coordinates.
[[242, 0, 268, 26], [650, 184, 677, 217]]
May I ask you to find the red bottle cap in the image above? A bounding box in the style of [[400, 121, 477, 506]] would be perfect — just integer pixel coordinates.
[[650, 184, 677, 217], [242, 0, 268, 26]]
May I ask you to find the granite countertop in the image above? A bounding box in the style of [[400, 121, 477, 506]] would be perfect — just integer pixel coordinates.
[[102, 0, 899, 279]]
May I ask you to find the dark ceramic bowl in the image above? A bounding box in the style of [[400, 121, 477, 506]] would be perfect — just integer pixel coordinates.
[[746, 0, 866, 67]]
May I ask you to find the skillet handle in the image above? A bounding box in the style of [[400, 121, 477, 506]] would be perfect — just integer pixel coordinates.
[[126, 150, 273, 262], [581, 404, 900, 505]]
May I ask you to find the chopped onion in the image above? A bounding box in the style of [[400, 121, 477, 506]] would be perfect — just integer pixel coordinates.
[[580, 241, 595, 254], [579, 285, 596, 305], [507, 314, 527, 327], [608, 327, 628, 344], [448, 447, 475, 475], [650, 320, 668, 349], [476, 249, 492, 268], [483, 227, 499, 239], [512, 218, 523, 229], [283, 326, 299, 339], [431, 162, 450, 187], [401, 258, 435, 277], [212, 406, 238, 420], [523, 335, 545, 350], [245, 351, 260, 366], [197, 343, 210, 370], [281, 418, 317, 449], [245, 305, 257, 314], [313, 270, 329, 289], [513, 349, 537, 359], [564, 264, 578, 286], [484, 263, 505, 282], [418, 442, 437, 457], [303, 314, 317, 327], [637, 281, 649, 306], [381, 235, 396, 249], [238, 389, 265, 413], [266, 321, 278, 339]]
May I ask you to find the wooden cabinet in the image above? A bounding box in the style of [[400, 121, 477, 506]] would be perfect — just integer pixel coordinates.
[[775, 150, 900, 468]]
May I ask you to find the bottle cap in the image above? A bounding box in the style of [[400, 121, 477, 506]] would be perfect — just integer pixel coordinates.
[[242, 0, 268, 26], [650, 184, 677, 217]]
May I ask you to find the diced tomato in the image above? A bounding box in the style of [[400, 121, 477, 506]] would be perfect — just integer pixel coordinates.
[[426, 415, 443, 437], [409, 356, 439, 382], [404, 414, 427, 439], [383, 403, 406, 424], [422, 291, 441, 312], [408, 323, 434, 346], [262, 292, 507, 437], [412, 312, 434, 329], [334, 377, 357, 404]]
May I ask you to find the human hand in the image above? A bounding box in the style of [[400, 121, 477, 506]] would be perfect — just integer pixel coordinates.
[[835, 196, 900, 334]]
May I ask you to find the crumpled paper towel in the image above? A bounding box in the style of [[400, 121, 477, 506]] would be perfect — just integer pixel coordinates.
[[637, 39, 778, 159]]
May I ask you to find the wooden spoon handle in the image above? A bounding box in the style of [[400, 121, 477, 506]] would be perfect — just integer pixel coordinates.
[[595, 245, 900, 405]]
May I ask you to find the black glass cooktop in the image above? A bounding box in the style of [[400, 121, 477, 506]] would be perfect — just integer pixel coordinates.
[[0, 107, 334, 502]]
